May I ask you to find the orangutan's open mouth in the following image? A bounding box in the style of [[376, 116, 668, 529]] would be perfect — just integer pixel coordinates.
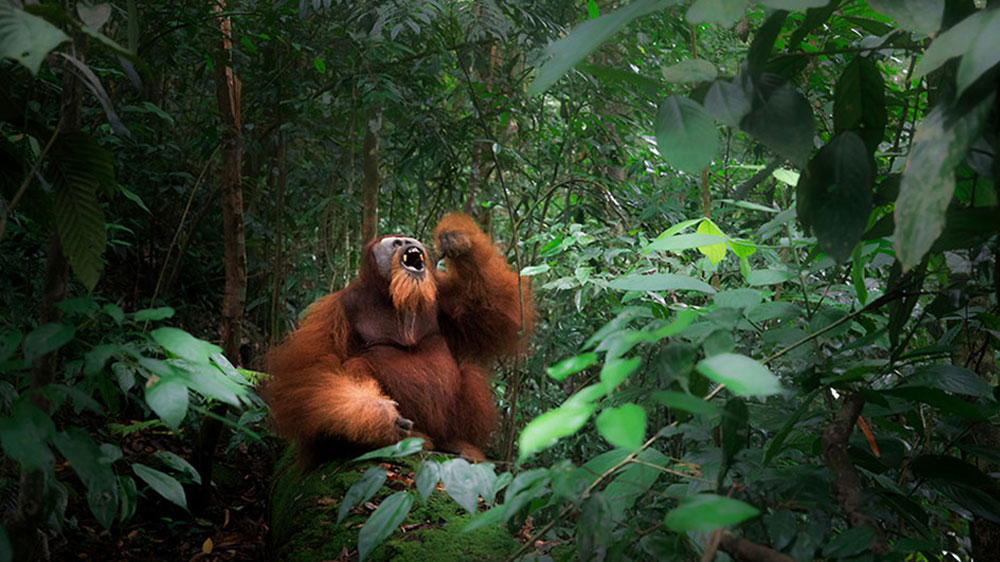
[[401, 246, 425, 272]]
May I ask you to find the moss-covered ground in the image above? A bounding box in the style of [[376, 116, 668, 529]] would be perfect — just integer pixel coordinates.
[[269, 448, 521, 561]]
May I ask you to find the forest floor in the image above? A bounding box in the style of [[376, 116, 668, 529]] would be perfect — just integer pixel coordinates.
[[50, 422, 274, 562]]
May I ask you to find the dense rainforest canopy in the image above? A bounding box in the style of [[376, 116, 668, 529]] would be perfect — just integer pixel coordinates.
[[1, 0, 999, 560]]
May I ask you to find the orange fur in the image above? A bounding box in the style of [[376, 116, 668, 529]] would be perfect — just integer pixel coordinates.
[[264, 213, 534, 468]]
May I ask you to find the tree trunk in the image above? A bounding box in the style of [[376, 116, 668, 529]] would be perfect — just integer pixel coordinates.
[[193, 0, 246, 507], [361, 107, 381, 242]]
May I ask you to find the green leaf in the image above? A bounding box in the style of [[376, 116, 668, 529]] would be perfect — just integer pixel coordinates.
[[103, 303, 125, 324], [660, 59, 717, 83], [741, 82, 815, 168], [313, 56, 326, 73], [655, 96, 717, 174], [0, 330, 21, 364], [0, 4, 70, 75], [133, 306, 175, 321], [595, 404, 646, 450], [152, 451, 201, 484], [546, 352, 598, 381], [912, 8, 994, 83], [894, 97, 992, 270], [133, 463, 187, 510], [144, 377, 189, 429], [354, 437, 425, 461], [653, 391, 722, 415], [795, 131, 874, 262], [867, 0, 943, 35], [759, 0, 829, 8], [440, 458, 483, 514], [696, 220, 727, 264], [338, 466, 387, 522], [415, 461, 440, 502], [746, 269, 795, 286], [23, 323, 75, 365], [696, 353, 784, 397], [151, 327, 222, 365], [84, 344, 118, 376], [600, 356, 641, 392], [0, 402, 55, 471], [586, 0, 600, 19], [645, 233, 726, 254], [519, 404, 594, 460], [823, 526, 877, 558], [704, 79, 751, 128], [520, 264, 551, 276], [608, 273, 716, 294], [52, 428, 118, 529], [528, 0, 677, 96], [118, 475, 137, 523], [720, 398, 748, 472], [833, 56, 886, 150], [713, 289, 763, 311], [664, 494, 760, 532], [906, 364, 993, 398], [955, 8, 1000, 97], [49, 133, 113, 291], [764, 388, 821, 465], [358, 491, 413, 561], [883, 386, 986, 420], [686, 0, 745, 25]]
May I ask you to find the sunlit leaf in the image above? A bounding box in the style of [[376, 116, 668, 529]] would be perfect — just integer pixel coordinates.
[[547, 352, 598, 381], [519, 404, 594, 459], [595, 404, 646, 450], [665, 494, 760, 532], [696, 353, 783, 397], [696, 220, 727, 264]]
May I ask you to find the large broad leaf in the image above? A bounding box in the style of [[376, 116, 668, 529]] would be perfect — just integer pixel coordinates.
[[528, 0, 678, 95], [696, 220, 727, 264], [0, 5, 70, 75], [600, 356, 641, 392], [686, 0, 745, 25], [652, 391, 723, 415], [695, 353, 784, 397], [823, 527, 877, 558], [49, 133, 114, 291], [704, 79, 751, 128], [664, 494, 760, 532], [796, 131, 874, 262], [833, 56, 886, 151], [595, 404, 646, 450], [52, 428, 118, 529], [905, 364, 993, 398], [741, 81, 815, 167], [655, 96, 718, 174], [358, 491, 413, 561], [415, 460, 440, 502], [645, 233, 726, 254], [440, 458, 487, 514], [894, 96, 992, 270], [23, 323, 75, 365], [151, 327, 222, 365], [867, 0, 943, 35], [912, 7, 1000, 98], [133, 463, 188, 511], [660, 59, 717, 83], [954, 8, 1000, 98], [0, 402, 56, 471], [519, 404, 594, 460], [608, 273, 715, 293], [338, 466, 387, 522], [144, 377, 189, 429]]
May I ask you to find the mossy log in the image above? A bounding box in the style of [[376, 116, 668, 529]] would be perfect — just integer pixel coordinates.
[[269, 448, 520, 561]]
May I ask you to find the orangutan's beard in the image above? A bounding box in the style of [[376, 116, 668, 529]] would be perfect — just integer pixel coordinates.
[[389, 260, 437, 345]]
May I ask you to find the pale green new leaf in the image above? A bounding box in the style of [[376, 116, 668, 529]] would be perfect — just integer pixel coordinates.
[[665, 494, 760, 532], [519, 404, 594, 459], [596, 404, 646, 450], [0, 5, 70, 75], [696, 353, 783, 397]]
